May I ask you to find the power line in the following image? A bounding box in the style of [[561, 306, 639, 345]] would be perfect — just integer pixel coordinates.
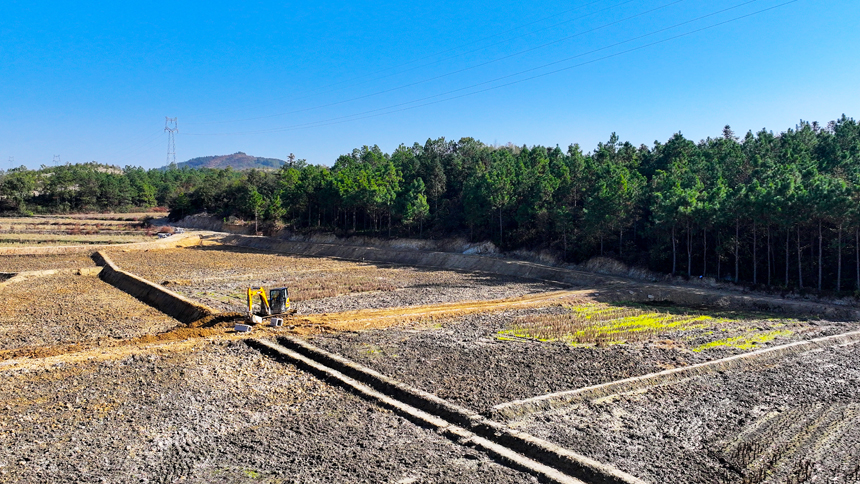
[[100, 129, 164, 162], [186, 0, 641, 126], [188, 0, 688, 128], [186, 0, 793, 137], [110, 131, 167, 166], [183, 0, 622, 122]]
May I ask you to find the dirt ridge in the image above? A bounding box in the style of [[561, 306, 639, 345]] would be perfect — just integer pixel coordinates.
[[260, 336, 645, 484], [492, 328, 860, 420]]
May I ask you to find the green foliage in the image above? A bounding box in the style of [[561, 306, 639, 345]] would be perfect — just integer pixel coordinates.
[[7, 116, 860, 292]]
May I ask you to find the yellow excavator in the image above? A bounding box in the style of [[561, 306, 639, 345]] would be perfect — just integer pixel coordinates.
[[242, 286, 297, 328]]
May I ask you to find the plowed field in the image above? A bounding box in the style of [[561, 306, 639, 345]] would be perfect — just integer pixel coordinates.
[[3, 229, 860, 483], [107, 245, 563, 314], [0, 273, 179, 352], [511, 341, 860, 483], [0, 253, 96, 272], [0, 340, 533, 484]]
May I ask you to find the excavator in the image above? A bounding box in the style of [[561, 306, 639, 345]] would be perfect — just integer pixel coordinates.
[[237, 286, 297, 331]]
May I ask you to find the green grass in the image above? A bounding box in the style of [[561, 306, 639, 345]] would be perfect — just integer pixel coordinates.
[[499, 301, 797, 349], [692, 330, 793, 351]]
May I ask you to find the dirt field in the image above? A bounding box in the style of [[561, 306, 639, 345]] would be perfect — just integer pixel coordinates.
[[0, 253, 96, 272], [0, 273, 179, 352], [0, 340, 534, 484], [107, 245, 564, 314], [2, 230, 860, 483], [0, 215, 160, 246], [511, 342, 860, 483], [308, 301, 856, 413]]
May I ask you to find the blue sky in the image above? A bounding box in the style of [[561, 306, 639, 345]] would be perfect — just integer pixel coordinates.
[[1, 0, 857, 169]]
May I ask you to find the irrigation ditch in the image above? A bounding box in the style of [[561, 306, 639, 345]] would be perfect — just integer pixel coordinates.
[[249, 337, 644, 484], [5, 230, 860, 482], [491, 328, 860, 420]]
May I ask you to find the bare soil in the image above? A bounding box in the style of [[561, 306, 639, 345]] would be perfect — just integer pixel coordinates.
[[511, 342, 860, 483], [0, 273, 179, 352], [107, 245, 563, 314], [3, 238, 860, 483], [308, 306, 857, 414], [0, 254, 96, 272], [0, 340, 534, 484]]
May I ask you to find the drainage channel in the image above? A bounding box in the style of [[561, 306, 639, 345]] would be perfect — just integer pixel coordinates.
[[492, 328, 860, 420], [248, 337, 645, 484]]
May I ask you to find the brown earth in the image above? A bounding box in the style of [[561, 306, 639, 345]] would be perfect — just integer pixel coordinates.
[[106, 245, 565, 314], [512, 341, 860, 483], [0, 272, 180, 352], [0, 254, 96, 272], [307, 303, 858, 413], [2, 236, 860, 483], [0, 340, 534, 484]]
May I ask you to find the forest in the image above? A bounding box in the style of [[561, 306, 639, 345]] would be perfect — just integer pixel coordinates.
[[2, 116, 859, 293]]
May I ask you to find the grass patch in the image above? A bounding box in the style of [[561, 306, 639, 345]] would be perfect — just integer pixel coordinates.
[[499, 301, 797, 348], [242, 469, 261, 479], [499, 302, 720, 346], [692, 330, 793, 351]]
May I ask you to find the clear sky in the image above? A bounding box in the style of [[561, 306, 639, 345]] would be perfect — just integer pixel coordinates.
[[1, 0, 858, 170]]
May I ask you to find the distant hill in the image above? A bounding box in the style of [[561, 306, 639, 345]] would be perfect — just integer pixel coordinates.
[[167, 152, 286, 171]]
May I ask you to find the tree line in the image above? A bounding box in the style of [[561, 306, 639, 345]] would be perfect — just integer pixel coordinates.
[[2, 116, 859, 293]]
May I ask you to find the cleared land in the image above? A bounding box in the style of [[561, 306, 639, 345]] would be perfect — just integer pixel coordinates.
[[107, 245, 563, 314], [310, 297, 855, 413], [0, 340, 532, 484], [0, 272, 180, 352], [0, 215, 160, 246], [511, 342, 860, 483], [0, 253, 96, 272], [2, 229, 860, 483]]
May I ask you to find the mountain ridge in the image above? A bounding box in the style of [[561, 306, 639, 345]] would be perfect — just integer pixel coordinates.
[[166, 152, 286, 170]]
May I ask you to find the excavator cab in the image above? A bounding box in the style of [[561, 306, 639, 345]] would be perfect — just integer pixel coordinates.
[[268, 287, 289, 315]]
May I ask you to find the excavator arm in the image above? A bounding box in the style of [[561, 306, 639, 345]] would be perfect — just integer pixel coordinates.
[[247, 287, 271, 316]]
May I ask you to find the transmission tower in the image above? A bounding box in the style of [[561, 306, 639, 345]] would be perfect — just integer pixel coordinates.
[[7, 156, 13, 170], [165, 117, 178, 165], [53, 155, 60, 166]]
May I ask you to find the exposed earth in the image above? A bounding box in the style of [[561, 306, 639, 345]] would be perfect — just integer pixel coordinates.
[[2, 227, 859, 483]]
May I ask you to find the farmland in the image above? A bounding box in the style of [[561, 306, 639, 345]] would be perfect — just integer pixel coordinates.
[[1, 221, 859, 483], [0, 214, 163, 247]]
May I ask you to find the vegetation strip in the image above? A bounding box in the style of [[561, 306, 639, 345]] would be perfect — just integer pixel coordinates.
[[92, 251, 215, 324], [492, 329, 860, 420], [255, 336, 644, 484]]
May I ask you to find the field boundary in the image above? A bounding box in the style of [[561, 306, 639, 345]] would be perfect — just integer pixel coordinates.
[[92, 251, 215, 324], [253, 335, 645, 484], [0, 232, 202, 255], [218, 234, 860, 321], [0, 267, 102, 289], [491, 328, 860, 420]]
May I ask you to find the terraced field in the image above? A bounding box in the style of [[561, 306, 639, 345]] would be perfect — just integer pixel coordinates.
[[2, 224, 860, 483], [0, 272, 180, 353], [107, 245, 563, 314]]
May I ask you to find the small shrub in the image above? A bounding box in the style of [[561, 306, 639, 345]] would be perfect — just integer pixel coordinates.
[[157, 226, 175, 234]]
